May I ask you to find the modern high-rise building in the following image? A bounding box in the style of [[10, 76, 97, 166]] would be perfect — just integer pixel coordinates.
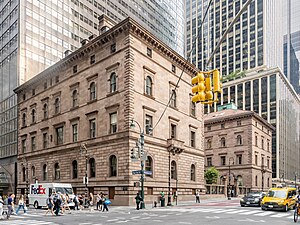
[[283, 0, 300, 93], [0, 0, 185, 194], [185, 0, 283, 76], [205, 66, 300, 181]]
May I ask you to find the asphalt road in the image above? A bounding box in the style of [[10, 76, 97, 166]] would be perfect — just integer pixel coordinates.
[[0, 201, 296, 225]]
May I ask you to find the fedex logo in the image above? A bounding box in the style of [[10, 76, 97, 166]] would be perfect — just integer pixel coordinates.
[[31, 185, 46, 195]]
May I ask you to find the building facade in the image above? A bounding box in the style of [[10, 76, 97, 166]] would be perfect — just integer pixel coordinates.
[[14, 16, 204, 206], [204, 107, 273, 195], [205, 67, 300, 182], [185, 0, 283, 75], [0, 0, 185, 193]]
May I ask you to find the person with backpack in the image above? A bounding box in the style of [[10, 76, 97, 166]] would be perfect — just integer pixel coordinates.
[[45, 194, 54, 216], [135, 193, 143, 210], [6, 193, 15, 219], [102, 195, 109, 212], [73, 195, 79, 210], [15, 194, 27, 215]]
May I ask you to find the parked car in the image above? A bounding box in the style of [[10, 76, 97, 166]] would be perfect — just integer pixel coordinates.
[[240, 192, 265, 207], [261, 187, 297, 212]]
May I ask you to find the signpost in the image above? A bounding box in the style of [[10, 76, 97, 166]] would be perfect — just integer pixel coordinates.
[[132, 170, 142, 175]]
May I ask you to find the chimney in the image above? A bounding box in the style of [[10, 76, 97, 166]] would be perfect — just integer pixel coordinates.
[[64, 50, 72, 57], [98, 14, 116, 35]]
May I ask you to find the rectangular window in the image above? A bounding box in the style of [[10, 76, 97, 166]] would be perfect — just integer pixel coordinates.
[[90, 119, 96, 138], [221, 123, 225, 129], [207, 157, 212, 167], [145, 115, 153, 135], [262, 157, 264, 166], [110, 43, 116, 53], [255, 154, 258, 165], [237, 120, 241, 126], [267, 159, 270, 168], [147, 47, 152, 58], [55, 76, 59, 83], [172, 64, 176, 73], [21, 139, 26, 153], [90, 55, 95, 64], [237, 154, 242, 165], [31, 136, 36, 151], [207, 125, 211, 131], [73, 65, 77, 73], [43, 133, 48, 149], [110, 113, 117, 134], [44, 82, 47, 90], [72, 124, 78, 142], [171, 124, 176, 139], [221, 156, 226, 166], [32, 89, 35, 96], [191, 102, 196, 117], [190, 131, 195, 147], [56, 127, 64, 145]]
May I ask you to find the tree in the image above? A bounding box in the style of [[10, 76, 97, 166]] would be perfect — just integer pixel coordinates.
[[204, 167, 219, 184]]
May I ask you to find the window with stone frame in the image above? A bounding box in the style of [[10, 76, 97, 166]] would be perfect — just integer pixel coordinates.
[[191, 101, 196, 117], [237, 120, 241, 126], [31, 136, 36, 151], [145, 156, 153, 177], [221, 123, 225, 129], [171, 160, 177, 179], [261, 156, 264, 166], [89, 119, 96, 138], [255, 154, 258, 165], [72, 89, 78, 108], [220, 137, 226, 147], [190, 131, 196, 147], [31, 109, 36, 123], [43, 133, 48, 149], [109, 155, 117, 177], [171, 123, 177, 139], [54, 163, 60, 180], [191, 164, 196, 181], [267, 140, 270, 152], [31, 166, 35, 179], [90, 55, 95, 64], [255, 135, 258, 146], [89, 82, 96, 101], [43, 104, 48, 119], [22, 167, 26, 182], [145, 76, 153, 96], [261, 138, 264, 150], [22, 113, 26, 127], [267, 158, 270, 168], [236, 135, 242, 145], [21, 139, 26, 153], [72, 124, 78, 142], [221, 156, 226, 166], [89, 158, 96, 177], [170, 89, 177, 108], [255, 175, 258, 186], [237, 154, 242, 165], [54, 98, 60, 114], [147, 47, 152, 57], [207, 157, 212, 167], [207, 139, 212, 149], [110, 73, 117, 93], [56, 126, 64, 145], [72, 160, 78, 179], [145, 114, 153, 135], [43, 164, 47, 180], [110, 113, 117, 134]]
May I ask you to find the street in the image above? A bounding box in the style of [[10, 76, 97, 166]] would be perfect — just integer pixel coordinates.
[[0, 199, 296, 225]]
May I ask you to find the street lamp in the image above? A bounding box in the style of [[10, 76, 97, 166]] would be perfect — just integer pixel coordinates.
[[228, 157, 234, 200], [80, 143, 88, 193], [130, 119, 146, 209], [22, 157, 29, 206]]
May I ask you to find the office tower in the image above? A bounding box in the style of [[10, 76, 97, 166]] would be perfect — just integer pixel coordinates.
[[283, 0, 300, 93], [0, 0, 185, 194], [185, 0, 283, 75], [210, 67, 300, 181]]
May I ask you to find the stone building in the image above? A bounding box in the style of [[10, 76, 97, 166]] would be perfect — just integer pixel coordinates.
[[14, 16, 204, 206], [204, 103, 274, 196]]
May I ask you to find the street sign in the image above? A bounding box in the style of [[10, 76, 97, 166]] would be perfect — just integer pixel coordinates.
[[132, 170, 142, 175], [144, 170, 152, 175], [83, 176, 88, 184]]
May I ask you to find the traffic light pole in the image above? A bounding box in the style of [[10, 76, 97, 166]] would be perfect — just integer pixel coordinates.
[[140, 132, 145, 209]]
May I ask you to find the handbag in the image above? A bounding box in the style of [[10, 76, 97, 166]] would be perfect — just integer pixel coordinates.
[[104, 199, 111, 205]]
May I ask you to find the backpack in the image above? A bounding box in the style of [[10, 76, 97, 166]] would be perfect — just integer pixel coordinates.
[[73, 196, 78, 203]]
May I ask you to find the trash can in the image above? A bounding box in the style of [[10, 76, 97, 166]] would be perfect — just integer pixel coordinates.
[[160, 197, 165, 207]]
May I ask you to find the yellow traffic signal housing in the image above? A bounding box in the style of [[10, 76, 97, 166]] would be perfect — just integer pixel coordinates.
[[191, 73, 206, 102], [205, 77, 213, 101], [213, 70, 221, 93]]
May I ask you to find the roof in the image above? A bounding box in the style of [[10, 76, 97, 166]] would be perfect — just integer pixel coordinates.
[[204, 109, 275, 131]]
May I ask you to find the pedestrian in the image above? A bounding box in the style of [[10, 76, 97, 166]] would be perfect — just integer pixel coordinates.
[[53, 191, 62, 216], [78, 195, 84, 210], [16, 194, 27, 215], [89, 192, 94, 207], [73, 194, 79, 210], [0, 196, 4, 219], [6, 193, 15, 219], [102, 195, 109, 212], [195, 190, 200, 203], [96, 194, 101, 211], [45, 194, 54, 216], [135, 193, 143, 210]]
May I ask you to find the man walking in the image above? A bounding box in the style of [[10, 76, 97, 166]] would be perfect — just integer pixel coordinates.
[[195, 190, 200, 203], [135, 193, 143, 210], [7, 193, 15, 219]]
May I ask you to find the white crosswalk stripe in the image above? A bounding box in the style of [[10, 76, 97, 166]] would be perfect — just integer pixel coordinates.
[[0, 219, 58, 225]]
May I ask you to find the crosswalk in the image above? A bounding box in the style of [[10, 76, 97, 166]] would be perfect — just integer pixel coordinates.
[[0, 219, 58, 225], [151, 207, 294, 220]]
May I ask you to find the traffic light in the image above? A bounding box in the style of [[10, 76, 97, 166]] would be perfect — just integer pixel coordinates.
[[191, 72, 206, 102], [131, 147, 137, 160], [205, 76, 213, 101], [213, 70, 221, 93]]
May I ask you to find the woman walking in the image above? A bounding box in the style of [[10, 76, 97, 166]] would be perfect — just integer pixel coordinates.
[[15, 195, 27, 215], [45, 194, 54, 216]]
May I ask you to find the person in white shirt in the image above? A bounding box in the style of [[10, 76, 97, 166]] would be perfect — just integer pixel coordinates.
[[16, 194, 27, 215]]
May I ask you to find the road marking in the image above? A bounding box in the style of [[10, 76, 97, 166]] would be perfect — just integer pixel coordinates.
[[238, 218, 265, 223], [254, 211, 275, 216], [153, 220, 163, 222], [107, 219, 119, 222], [205, 216, 220, 219], [115, 220, 129, 223], [141, 217, 151, 219], [213, 209, 238, 213], [178, 222, 192, 224], [159, 215, 168, 217], [270, 213, 291, 218], [226, 210, 249, 214], [239, 210, 262, 215]]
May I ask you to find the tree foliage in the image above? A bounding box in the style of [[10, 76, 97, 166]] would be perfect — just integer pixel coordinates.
[[204, 167, 219, 184]]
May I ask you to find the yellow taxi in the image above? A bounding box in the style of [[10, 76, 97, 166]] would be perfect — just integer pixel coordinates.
[[261, 187, 297, 211]]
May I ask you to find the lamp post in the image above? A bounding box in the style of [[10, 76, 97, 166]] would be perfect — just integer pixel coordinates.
[[80, 143, 88, 193], [228, 157, 234, 200], [130, 119, 146, 209], [22, 157, 29, 206], [295, 172, 298, 188], [167, 150, 173, 206]]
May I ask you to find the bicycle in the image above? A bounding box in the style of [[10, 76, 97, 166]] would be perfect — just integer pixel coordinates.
[[294, 202, 300, 222]]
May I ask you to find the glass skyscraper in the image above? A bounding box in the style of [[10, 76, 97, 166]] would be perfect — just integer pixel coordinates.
[[207, 67, 300, 181], [0, 0, 185, 193]]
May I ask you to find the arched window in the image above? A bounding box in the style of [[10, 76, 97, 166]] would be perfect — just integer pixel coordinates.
[[22, 167, 26, 182], [207, 139, 212, 149], [31, 166, 35, 179], [89, 82, 96, 100], [54, 98, 60, 114], [236, 135, 242, 145], [220, 137, 226, 147], [145, 76, 152, 96], [31, 109, 36, 123], [43, 104, 48, 119], [22, 113, 26, 127], [170, 90, 176, 108], [72, 90, 78, 108], [145, 156, 153, 177], [237, 175, 243, 186], [72, 160, 78, 179], [255, 175, 258, 186], [109, 155, 117, 177], [43, 164, 47, 181], [54, 163, 60, 180], [191, 164, 195, 181], [110, 73, 117, 93], [89, 158, 96, 178], [171, 160, 177, 179]]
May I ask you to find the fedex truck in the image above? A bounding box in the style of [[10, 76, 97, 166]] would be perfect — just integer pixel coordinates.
[[28, 183, 75, 208]]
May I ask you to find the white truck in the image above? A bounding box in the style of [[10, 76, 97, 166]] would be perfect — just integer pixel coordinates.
[[28, 183, 75, 208]]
